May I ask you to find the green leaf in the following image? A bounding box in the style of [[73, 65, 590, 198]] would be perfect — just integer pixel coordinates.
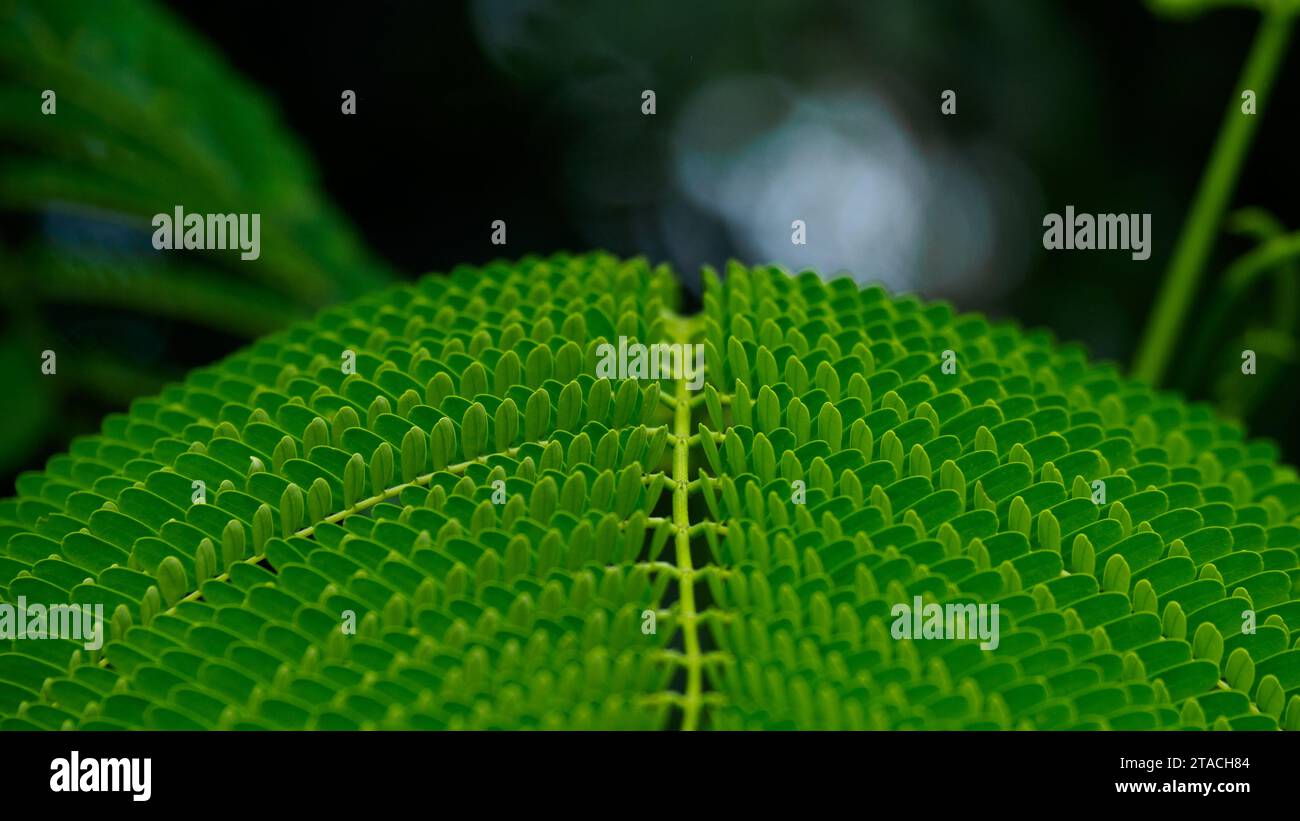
[[0, 1, 394, 479], [400, 427, 427, 483], [251, 504, 274, 552], [194, 537, 216, 582], [1253, 675, 1284, 717], [430, 418, 456, 471], [1192, 622, 1225, 665], [370, 442, 395, 497], [343, 453, 365, 509], [278, 485, 303, 538], [524, 389, 551, 441], [155, 555, 186, 606], [306, 478, 332, 524], [495, 399, 519, 453], [462, 403, 488, 460], [1222, 648, 1255, 696], [4, 253, 1300, 731]]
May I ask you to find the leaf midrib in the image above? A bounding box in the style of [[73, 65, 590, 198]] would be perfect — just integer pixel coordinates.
[[670, 311, 705, 730]]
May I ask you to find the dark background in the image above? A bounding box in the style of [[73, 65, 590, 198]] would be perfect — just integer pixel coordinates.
[[2, 0, 1298, 492]]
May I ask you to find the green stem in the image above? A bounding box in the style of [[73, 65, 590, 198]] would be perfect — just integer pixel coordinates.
[[140, 442, 533, 624], [670, 315, 705, 731], [1131, 9, 1294, 386]]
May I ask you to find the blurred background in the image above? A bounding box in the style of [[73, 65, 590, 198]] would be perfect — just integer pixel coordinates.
[[1, 0, 1297, 494]]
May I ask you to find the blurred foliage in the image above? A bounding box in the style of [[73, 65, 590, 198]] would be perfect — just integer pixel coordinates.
[[0, 0, 1297, 489], [1187, 206, 1299, 419], [0, 0, 392, 479], [1148, 0, 1299, 18], [1140, 0, 1298, 426]]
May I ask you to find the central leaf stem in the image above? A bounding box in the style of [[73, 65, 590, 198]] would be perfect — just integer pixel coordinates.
[[670, 313, 705, 730]]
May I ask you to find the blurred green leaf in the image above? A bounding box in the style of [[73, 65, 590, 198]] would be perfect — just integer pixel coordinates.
[[0, 0, 390, 304], [0, 0, 395, 479], [0, 331, 52, 474], [1147, 0, 1295, 19]]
